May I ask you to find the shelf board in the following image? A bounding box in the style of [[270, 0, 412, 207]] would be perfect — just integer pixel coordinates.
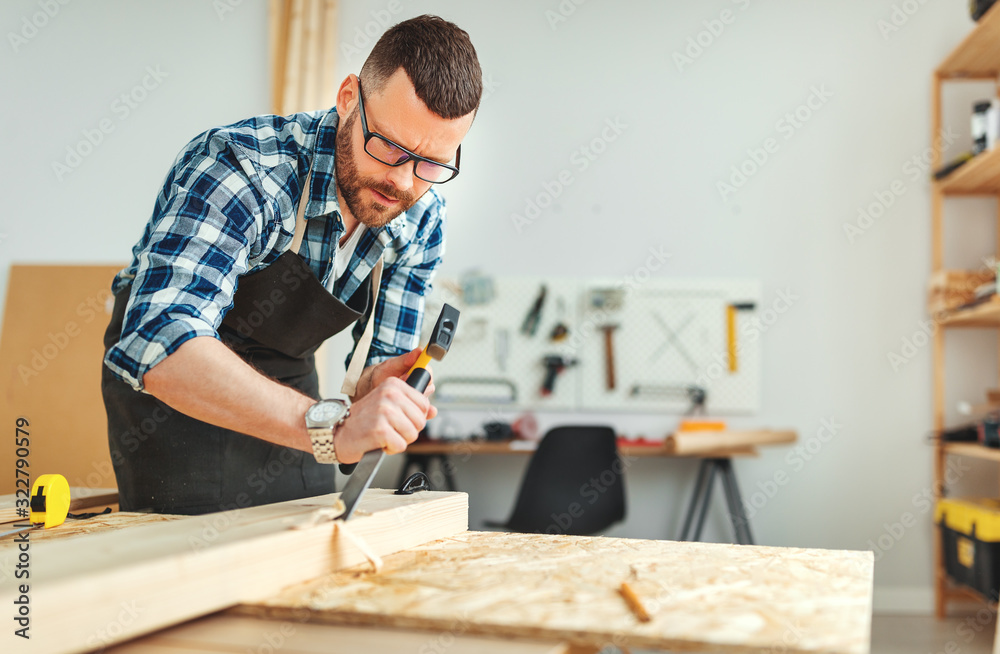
[[937, 147, 1000, 195], [938, 297, 1000, 327], [943, 442, 1000, 462], [937, 3, 1000, 78]]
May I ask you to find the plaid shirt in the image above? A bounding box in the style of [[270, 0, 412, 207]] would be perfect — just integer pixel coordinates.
[[105, 108, 446, 392]]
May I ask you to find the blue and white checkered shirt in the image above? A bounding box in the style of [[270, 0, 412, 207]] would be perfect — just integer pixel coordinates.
[[105, 108, 446, 392]]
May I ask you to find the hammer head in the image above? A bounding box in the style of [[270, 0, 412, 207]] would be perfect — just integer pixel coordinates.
[[426, 303, 460, 360]]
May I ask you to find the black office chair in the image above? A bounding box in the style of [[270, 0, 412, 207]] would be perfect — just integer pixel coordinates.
[[484, 426, 626, 535]]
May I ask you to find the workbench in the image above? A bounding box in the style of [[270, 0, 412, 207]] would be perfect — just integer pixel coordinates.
[[402, 430, 796, 544], [1, 486, 870, 654]]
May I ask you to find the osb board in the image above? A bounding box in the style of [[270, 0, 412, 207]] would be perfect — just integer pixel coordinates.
[[0, 489, 467, 654], [0, 264, 123, 494], [241, 531, 874, 654], [106, 614, 569, 654]]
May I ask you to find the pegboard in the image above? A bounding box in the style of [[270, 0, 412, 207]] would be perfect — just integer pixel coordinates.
[[421, 276, 761, 415]]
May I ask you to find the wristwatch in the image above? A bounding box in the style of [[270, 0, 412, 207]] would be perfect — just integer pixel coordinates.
[[305, 399, 350, 464]]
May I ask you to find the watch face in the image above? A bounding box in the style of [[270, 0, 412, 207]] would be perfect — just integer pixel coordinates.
[[308, 400, 346, 424]]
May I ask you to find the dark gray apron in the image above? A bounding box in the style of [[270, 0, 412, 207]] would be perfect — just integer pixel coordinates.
[[102, 200, 375, 515]]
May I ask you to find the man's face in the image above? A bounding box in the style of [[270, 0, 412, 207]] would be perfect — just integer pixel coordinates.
[[334, 69, 475, 229]]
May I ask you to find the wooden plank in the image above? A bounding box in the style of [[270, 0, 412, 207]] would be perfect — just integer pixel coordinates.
[[240, 531, 874, 654], [318, 0, 338, 108], [269, 0, 290, 114], [300, 0, 324, 111], [938, 146, 1000, 195], [107, 614, 568, 654], [0, 489, 467, 653], [664, 429, 797, 455], [937, 1, 1000, 77], [0, 511, 178, 547], [281, 0, 306, 113], [0, 264, 124, 495], [406, 440, 760, 458], [944, 442, 1000, 463]]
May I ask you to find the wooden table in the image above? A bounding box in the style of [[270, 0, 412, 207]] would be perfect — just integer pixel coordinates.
[[403, 431, 796, 545], [1, 493, 871, 654]]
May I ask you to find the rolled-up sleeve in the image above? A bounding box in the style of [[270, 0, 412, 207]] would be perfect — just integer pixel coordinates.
[[104, 138, 267, 392]]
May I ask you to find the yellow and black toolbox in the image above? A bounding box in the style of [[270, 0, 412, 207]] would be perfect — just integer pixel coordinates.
[[935, 498, 1000, 599]]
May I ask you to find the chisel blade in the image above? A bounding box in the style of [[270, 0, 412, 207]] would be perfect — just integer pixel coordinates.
[[338, 449, 385, 520]]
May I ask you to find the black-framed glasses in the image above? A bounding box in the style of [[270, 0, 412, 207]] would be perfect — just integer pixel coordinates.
[[356, 81, 461, 184]]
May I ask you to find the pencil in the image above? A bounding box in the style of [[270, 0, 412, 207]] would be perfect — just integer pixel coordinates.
[[619, 581, 651, 622]]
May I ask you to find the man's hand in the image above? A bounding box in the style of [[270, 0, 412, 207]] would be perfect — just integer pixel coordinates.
[[352, 347, 437, 407], [333, 347, 439, 464], [333, 377, 433, 464]]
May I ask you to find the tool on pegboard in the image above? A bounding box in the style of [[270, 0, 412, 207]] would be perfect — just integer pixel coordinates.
[[495, 328, 509, 372], [599, 323, 619, 390], [521, 285, 547, 337], [629, 384, 707, 415], [549, 297, 570, 342], [726, 302, 756, 373], [541, 355, 578, 396]]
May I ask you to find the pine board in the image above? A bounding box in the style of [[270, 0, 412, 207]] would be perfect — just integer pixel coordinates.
[[240, 531, 873, 654], [0, 489, 467, 654], [106, 614, 568, 654]]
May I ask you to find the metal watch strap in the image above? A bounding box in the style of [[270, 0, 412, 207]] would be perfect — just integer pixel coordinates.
[[310, 427, 339, 464]]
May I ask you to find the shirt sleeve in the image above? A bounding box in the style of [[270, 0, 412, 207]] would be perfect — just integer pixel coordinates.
[[349, 199, 446, 368], [104, 136, 270, 392]]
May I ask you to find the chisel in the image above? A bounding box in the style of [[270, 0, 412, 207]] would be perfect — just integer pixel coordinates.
[[338, 304, 460, 520]]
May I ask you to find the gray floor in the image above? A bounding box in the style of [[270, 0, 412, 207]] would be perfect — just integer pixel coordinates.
[[871, 613, 995, 654], [628, 613, 997, 653]]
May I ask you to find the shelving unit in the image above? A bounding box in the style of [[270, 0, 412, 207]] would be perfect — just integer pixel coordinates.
[[930, 3, 1000, 618]]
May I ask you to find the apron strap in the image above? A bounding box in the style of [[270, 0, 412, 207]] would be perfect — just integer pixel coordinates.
[[341, 257, 382, 396], [290, 170, 312, 256], [287, 168, 382, 398]]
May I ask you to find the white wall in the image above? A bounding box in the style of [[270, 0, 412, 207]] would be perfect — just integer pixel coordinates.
[[2, 0, 996, 613]]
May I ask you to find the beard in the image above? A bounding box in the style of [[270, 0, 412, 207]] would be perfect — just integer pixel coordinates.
[[334, 109, 418, 229]]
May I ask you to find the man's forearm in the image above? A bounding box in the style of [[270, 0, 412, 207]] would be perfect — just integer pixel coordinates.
[[142, 336, 314, 452]]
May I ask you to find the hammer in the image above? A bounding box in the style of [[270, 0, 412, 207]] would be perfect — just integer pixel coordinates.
[[600, 324, 618, 390], [405, 303, 460, 392], [338, 303, 460, 520]]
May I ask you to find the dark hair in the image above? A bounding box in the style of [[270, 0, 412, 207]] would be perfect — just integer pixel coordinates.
[[359, 15, 482, 119]]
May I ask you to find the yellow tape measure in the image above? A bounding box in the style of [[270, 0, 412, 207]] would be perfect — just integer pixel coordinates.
[[0, 474, 71, 539], [29, 474, 71, 529]]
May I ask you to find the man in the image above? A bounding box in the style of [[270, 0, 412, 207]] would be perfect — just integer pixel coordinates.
[[101, 15, 482, 515]]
